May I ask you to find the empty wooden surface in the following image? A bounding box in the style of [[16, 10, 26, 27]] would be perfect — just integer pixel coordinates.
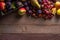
[[0, 13, 60, 33], [0, 33, 60, 40]]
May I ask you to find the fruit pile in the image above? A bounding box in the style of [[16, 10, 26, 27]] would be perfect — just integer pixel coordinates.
[[23, 0, 56, 19], [1, 0, 60, 19]]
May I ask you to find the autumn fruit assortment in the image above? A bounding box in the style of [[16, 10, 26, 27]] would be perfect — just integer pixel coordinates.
[[0, 0, 60, 19]]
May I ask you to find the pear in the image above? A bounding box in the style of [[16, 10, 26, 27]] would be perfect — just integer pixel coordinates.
[[51, 8, 56, 15], [11, 2, 16, 9], [30, 0, 41, 9]]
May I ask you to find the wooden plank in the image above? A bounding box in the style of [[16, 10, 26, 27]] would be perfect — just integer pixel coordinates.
[[0, 13, 60, 33]]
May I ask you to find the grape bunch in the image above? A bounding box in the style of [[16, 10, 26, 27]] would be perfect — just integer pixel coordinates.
[[41, 0, 55, 19]]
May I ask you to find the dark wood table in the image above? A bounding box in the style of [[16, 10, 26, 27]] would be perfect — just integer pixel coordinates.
[[0, 13, 60, 33]]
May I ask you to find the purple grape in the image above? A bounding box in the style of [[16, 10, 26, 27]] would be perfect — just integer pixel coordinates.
[[24, 2, 28, 6], [6, 2, 12, 9], [26, 6, 29, 10], [38, 0, 42, 3], [6, 2, 11, 5], [28, 10, 32, 13], [37, 10, 42, 14], [27, 10, 33, 16]]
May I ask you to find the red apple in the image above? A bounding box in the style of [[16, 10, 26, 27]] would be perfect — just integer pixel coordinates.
[[18, 8, 26, 15], [0, 2, 5, 10]]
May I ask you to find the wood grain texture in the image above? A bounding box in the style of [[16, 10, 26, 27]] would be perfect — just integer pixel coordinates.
[[0, 33, 60, 40], [0, 13, 60, 33]]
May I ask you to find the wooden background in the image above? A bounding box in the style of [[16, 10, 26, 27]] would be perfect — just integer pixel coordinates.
[[0, 12, 60, 33]]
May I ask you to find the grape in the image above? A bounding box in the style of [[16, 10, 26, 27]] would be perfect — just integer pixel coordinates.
[[28, 10, 32, 13], [37, 10, 42, 14], [6, 2, 12, 10], [38, 0, 42, 3], [24, 2, 28, 6], [26, 6, 29, 10]]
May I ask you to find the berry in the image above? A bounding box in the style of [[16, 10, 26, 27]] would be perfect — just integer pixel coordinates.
[[6, 2, 11, 9], [26, 6, 29, 10], [24, 2, 28, 6], [38, 0, 42, 3], [44, 3, 47, 6], [28, 10, 32, 13], [37, 10, 42, 14]]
